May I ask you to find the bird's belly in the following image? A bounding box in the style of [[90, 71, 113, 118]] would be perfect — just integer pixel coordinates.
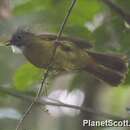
[[23, 45, 52, 68], [23, 45, 88, 71], [53, 49, 88, 71]]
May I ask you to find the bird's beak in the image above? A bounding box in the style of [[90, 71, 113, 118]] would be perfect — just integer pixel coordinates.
[[6, 43, 11, 46], [5, 40, 12, 46]]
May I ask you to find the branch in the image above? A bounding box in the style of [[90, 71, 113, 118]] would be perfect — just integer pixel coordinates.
[[0, 86, 129, 121], [102, 0, 130, 24]]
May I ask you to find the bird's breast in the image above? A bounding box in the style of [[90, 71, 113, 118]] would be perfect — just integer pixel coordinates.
[[23, 42, 54, 68]]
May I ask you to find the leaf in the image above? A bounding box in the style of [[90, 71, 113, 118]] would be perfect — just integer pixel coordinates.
[[13, 63, 43, 91], [69, 0, 104, 26], [12, 0, 51, 15]]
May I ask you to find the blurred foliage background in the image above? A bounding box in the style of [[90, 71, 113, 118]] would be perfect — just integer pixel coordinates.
[[0, 0, 130, 130]]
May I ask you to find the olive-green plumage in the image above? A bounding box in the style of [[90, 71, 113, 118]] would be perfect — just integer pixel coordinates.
[[10, 30, 128, 86], [23, 35, 91, 71]]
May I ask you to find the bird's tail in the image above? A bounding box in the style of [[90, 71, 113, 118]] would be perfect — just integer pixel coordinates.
[[85, 51, 128, 86]]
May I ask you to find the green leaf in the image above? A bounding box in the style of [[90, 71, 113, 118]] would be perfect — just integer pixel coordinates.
[[69, 0, 104, 26], [13, 63, 43, 91], [12, 0, 51, 15]]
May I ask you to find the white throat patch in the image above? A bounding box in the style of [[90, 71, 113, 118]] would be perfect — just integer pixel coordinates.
[[11, 45, 23, 54]]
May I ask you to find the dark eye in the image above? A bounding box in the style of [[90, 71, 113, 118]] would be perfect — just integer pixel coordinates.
[[17, 35, 22, 40]]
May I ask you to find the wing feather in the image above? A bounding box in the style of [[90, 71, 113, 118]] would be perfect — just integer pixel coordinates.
[[38, 33, 93, 49]]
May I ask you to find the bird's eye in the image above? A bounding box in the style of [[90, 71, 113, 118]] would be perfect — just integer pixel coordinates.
[[17, 35, 22, 40]]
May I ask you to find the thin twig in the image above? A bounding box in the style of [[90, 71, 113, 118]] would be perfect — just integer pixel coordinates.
[[102, 0, 130, 24], [15, 0, 77, 130], [56, 0, 77, 40], [0, 86, 129, 121]]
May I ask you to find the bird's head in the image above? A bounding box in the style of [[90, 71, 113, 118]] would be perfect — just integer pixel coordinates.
[[8, 29, 34, 53]]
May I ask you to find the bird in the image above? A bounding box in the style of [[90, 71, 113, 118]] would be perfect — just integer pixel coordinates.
[[7, 29, 128, 86]]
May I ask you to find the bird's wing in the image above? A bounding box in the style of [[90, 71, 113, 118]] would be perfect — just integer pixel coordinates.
[[38, 33, 93, 49]]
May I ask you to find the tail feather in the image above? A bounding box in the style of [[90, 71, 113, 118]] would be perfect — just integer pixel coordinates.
[[87, 50, 128, 73], [86, 51, 128, 86], [86, 63, 125, 86]]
